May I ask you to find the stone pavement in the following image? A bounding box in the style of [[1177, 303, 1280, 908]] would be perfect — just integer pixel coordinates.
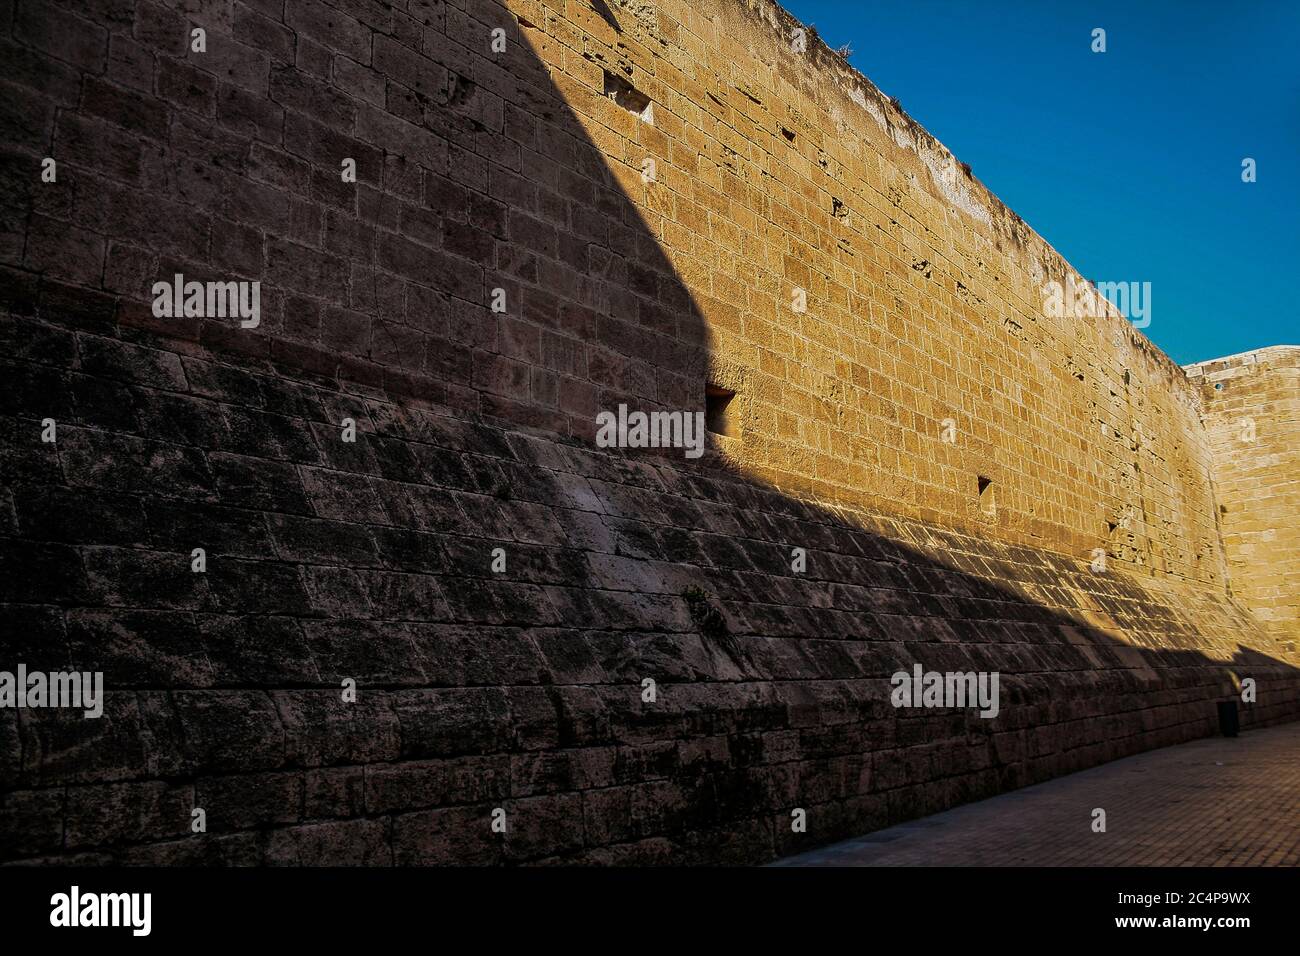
[[775, 721, 1300, 866]]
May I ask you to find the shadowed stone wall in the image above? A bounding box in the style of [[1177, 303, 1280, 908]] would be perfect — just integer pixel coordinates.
[[0, 0, 1295, 865]]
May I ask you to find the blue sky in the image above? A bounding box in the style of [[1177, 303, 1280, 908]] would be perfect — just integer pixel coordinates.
[[783, 0, 1299, 364]]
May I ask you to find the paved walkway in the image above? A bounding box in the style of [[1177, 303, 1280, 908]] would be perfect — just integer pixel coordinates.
[[775, 721, 1300, 866]]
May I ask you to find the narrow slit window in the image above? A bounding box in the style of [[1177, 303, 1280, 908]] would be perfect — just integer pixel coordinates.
[[706, 384, 736, 437], [977, 475, 995, 517], [603, 70, 653, 123]]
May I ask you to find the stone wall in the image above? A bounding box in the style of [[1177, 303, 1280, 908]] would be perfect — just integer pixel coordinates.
[[0, 0, 1295, 865], [1187, 347, 1300, 642]]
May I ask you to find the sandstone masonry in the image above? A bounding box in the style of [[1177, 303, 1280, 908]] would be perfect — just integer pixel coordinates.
[[1186, 347, 1300, 642], [0, 0, 1295, 865]]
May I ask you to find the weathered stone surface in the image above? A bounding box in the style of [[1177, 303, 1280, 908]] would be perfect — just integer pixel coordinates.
[[0, 0, 1294, 867], [1186, 348, 1300, 642]]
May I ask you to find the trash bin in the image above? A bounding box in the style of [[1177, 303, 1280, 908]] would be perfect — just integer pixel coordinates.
[[1217, 700, 1239, 737]]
